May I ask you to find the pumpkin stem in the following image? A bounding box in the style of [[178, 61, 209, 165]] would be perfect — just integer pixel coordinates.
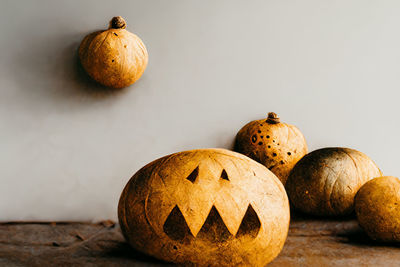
[[109, 16, 127, 29], [266, 112, 280, 124]]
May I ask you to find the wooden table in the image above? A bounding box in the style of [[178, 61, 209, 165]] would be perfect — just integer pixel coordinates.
[[1, 215, 399, 266]]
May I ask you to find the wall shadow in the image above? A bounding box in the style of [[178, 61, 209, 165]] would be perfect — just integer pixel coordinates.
[[9, 30, 140, 106]]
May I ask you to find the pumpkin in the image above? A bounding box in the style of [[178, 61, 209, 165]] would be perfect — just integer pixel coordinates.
[[79, 16, 148, 88], [118, 148, 290, 266], [355, 176, 400, 242], [234, 112, 308, 185], [286, 147, 382, 216]]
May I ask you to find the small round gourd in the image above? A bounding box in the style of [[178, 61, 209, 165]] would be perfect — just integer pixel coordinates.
[[79, 16, 148, 88], [234, 112, 308, 185], [355, 176, 400, 242], [118, 148, 290, 266], [286, 147, 382, 216]]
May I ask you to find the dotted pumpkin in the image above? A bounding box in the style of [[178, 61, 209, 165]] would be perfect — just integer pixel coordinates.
[[118, 148, 290, 266], [355, 176, 400, 242], [79, 16, 148, 88], [234, 112, 308, 185]]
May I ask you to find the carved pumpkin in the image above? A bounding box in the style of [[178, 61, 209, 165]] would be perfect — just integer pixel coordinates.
[[79, 16, 148, 88], [234, 112, 308, 185], [118, 148, 290, 266], [355, 176, 400, 242], [286, 147, 382, 216]]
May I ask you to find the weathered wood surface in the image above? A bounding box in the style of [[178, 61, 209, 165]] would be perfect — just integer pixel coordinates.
[[1, 215, 399, 266]]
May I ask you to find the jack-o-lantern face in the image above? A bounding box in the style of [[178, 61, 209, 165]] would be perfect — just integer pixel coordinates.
[[118, 149, 290, 266]]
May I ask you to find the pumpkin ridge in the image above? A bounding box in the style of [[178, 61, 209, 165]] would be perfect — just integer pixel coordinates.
[[143, 190, 153, 232], [320, 162, 338, 213], [227, 156, 243, 178], [342, 149, 362, 183], [211, 156, 226, 177], [93, 31, 110, 54], [79, 31, 102, 62], [122, 171, 143, 239], [157, 154, 179, 186], [122, 158, 159, 242], [120, 187, 130, 241], [144, 156, 173, 234], [133, 35, 147, 77], [137, 37, 148, 59], [115, 35, 126, 78], [328, 168, 344, 214]]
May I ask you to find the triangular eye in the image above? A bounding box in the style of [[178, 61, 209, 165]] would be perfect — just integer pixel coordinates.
[[220, 169, 229, 181], [186, 166, 199, 183]]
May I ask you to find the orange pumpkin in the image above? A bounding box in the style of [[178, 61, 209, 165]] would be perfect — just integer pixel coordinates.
[[118, 149, 290, 266], [79, 16, 148, 88], [286, 147, 382, 216], [235, 112, 307, 184], [355, 176, 400, 242]]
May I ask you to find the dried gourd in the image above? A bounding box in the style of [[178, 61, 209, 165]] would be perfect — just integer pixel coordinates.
[[79, 16, 148, 88], [235, 112, 307, 184], [286, 147, 382, 216], [118, 148, 290, 266], [355, 176, 400, 242]]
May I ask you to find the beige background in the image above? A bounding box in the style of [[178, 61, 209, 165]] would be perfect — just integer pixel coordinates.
[[1, 0, 399, 221]]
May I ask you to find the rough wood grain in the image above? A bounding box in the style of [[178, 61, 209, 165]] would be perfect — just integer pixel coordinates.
[[1, 215, 399, 266]]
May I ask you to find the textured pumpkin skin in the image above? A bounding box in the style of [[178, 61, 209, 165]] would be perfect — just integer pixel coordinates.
[[118, 148, 290, 266], [286, 147, 382, 216], [79, 17, 148, 88], [355, 176, 400, 242], [234, 112, 307, 185]]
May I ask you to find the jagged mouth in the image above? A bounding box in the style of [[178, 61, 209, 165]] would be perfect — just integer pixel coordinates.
[[163, 204, 261, 243]]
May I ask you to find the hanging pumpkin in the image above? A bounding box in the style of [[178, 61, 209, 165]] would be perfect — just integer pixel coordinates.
[[286, 147, 382, 217], [79, 16, 148, 88], [118, 148, 290, 266], [234, 112, 307, 185], [355, 176, 400, 242]]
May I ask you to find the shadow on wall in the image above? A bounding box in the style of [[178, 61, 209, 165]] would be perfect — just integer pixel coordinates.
[[10, 30, 143, 104]]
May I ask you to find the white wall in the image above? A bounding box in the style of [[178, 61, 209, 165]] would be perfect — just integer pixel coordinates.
[[1, 0, 400, 221]]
